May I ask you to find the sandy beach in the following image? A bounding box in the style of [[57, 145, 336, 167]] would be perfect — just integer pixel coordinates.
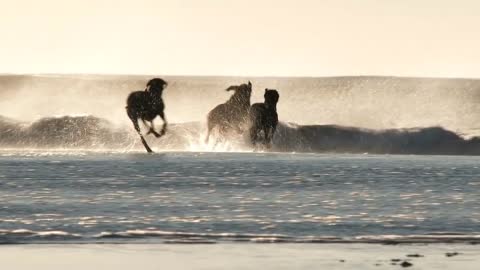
[[1, 244, 478, 270]]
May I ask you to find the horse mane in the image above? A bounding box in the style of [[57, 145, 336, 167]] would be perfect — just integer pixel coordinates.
[[224, 82, 251, 108]]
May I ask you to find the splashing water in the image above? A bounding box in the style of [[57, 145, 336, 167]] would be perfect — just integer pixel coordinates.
[[2, 74, 480, 154], [1, 74, 480, 134], [185, 128, 254, 153]]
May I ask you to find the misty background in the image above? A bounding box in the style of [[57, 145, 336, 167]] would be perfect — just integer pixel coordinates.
[[1, 75, 479, 137]]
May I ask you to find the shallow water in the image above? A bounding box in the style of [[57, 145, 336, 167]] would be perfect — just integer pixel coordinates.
[[0, 151, 479, 244]]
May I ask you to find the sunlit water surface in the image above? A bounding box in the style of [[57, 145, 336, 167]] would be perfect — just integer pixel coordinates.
[[0, 151, 479, 244]]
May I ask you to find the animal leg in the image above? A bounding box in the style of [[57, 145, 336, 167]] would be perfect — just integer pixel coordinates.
[[249, 126, 258, 147], [265, 126, 276, 149], [158, 112, 167, 137], [147, 121, 163, 138], [130, 116, 142, 134], [212, 128, 226, 149], [142, 119, 152, 133], [129, 116, 153, 153], [205, 120, 214, 144], [141, 119, 161, 138], [263, 126, 272, 148], [139, 134, 154, 153]]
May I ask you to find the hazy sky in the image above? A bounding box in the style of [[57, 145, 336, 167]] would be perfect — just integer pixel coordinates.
[[1, 0, 480, 77]]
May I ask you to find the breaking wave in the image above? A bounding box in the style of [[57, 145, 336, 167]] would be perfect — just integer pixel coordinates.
[[0, 228, 478, 244], [1, 115, 480, 155], [2, 74, 480, 155]]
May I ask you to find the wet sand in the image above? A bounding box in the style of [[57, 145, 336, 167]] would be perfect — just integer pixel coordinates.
[[0, 244, 478, 270]]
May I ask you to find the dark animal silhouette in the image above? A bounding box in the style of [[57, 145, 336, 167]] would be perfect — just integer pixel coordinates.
[[205, 81, 252, 143], [248, 89, 279, 148], [126, 78, 168, 153]]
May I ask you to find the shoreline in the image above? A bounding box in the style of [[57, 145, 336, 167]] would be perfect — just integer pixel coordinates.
[[0, 243, 478, 270]]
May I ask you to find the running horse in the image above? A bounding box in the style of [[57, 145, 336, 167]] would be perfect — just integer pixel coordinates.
[[126, 78, 168, 153], [205, 81, 252, 144], [248, 89, 280, 149]]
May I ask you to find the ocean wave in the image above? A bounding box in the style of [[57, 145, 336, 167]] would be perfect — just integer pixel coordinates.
[[1, 228, 479, 244], [1, 115, 480, 155], [0, 229, 81, 243]]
